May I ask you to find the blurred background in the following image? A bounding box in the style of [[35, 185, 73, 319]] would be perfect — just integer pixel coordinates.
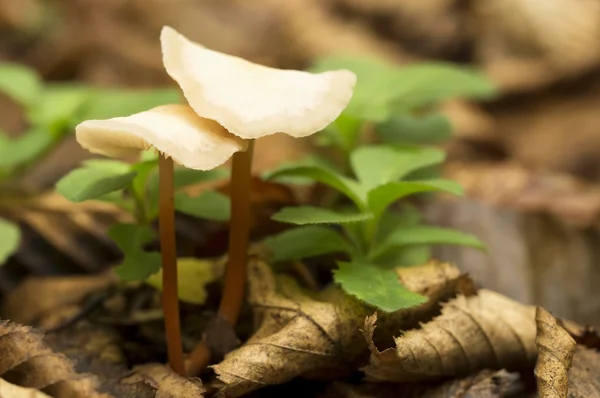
[[1, 0, 600, 327]]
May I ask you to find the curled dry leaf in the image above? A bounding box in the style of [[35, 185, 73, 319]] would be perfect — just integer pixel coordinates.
[[567, 346, 600, 397], [1, 272, 116, 327], [323, 369, 522, 398], [362, 289, 537, 382], [213, 259, 473, 397], [120, 363, 205, 398], [0, 320, 109, 398], [534, 307, 576, 398], [0, 378, 52, 398]]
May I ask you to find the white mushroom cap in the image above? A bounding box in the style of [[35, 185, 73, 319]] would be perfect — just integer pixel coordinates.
[[160, 26, 357, 140], [75, 104, 247, 171]]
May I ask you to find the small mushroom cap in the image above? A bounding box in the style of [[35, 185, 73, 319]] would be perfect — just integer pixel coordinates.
[[75, 104, 247, 171], [161, 26, 357, 140]]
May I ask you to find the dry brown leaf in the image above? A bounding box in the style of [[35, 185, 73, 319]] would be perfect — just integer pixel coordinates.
[[1, 272, 116, 327], [323, 369, 522, 398], [212, 259, 472, 397], [567, 346, 600, 397], [0, 378, 52, 398], [362, 289, 537, 383], [534, 307, 576, 398], [442, 162, 600, 228], [0, 320, 109, 398], [120, 363, 205, 398]]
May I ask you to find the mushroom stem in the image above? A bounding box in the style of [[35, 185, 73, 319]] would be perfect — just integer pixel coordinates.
[[220, 139, 255, 324], [158, 153, 185, 375]]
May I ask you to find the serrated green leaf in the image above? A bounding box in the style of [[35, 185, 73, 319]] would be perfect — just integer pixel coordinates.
[[272, 206, 372, 225], [0, 62, 42, 107], [174, 191, 230, 221], [0, 128, 54, 169], [373, 245, 432, 268], [0, 219, 21, 264], [377, 113, 452, 144], [264, 225, 353, 262], [392, 63, 496, 109], [261, 155, 341, 185], [27, 84, 91, 131], [146, 258, 220, 304], [368, 179, 463, 218], [333, 261, 427, 312], [266, 165, 366, 209], [373, 226, 485, 261], [56, 167, 137, 202], [82, 88, 181, 120], [108, 223, 161, 281], [351, 145, 446, 192]]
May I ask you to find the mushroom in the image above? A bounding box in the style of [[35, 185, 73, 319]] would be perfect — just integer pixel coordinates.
[[160, 27, 356, 372], [75, 104, 247, 375]]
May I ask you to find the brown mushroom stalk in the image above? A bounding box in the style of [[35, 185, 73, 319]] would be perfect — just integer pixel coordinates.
[[158, 153, 185, 375]]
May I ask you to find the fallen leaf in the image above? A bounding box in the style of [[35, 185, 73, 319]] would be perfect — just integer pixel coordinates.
[[1, 272, 117, 326], [322, 369, 523, 398], [145, 257, 224, 305], [362, 289, 537, 382], [567, 346, 600, 397], [120, 363, 205, 398], [534, 307, 576, 398], [0, 378, 52, 398], [212, 258, 472, 397], [0, 320, 109, 398]]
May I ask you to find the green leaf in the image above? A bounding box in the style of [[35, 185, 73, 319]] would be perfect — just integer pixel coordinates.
[[266, 165, 365, 209], [145, 258, 220, 304], [0, 128, 54, 169], [333, 261, 427, 312], [131, 159, 159, 200], [392, 63, 496, 109], [82, 159, 131, 173], [368, 179, 463, 218], [27, 84, 91, 131], [272, 206, 372, 225], [0, 62, 42, 107], [373, 245, 432, 268], [108, 223, 161, 281], [264, 225, 353, 262], [261, 155, 341, 185], [377, 113, 452, 144], [56, 166, 137, 202], [82, 88, 181, 120], [0, 219, 21, 264], [374, 204, 422, 243], [147, 168, 229, 204], [174, 191, 230, 221], [373, 226, 485, 260]]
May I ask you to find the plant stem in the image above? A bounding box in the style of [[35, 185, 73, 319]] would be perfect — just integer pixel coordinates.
[[158, 153, 185, 375], [185, 139, 255, 376]]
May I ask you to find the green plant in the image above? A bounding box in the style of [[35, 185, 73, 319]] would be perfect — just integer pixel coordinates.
[[0, 61, 181, 269], [263, 56, 495, 312]]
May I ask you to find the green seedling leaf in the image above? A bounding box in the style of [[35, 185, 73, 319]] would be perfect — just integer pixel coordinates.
[[351, 145, 446, 192], [368, 179, 463, 218], [272, 206, 372, 225], [56, 166, 137, 202], [326, 113, 363, 152], [374, 204, 422, 243], [0, 219, 21, 264], [264, 225, 353, 262], [0, 62, 42, 107], [27, 84, 91, 132], [174, 191, 230, 221], [82, 88, 181, 120], [0, 128, 54, 169], [393, 63, 496, 109], [266, 165, 365, 209], [333, 261, 427, 312], [82, 159, 131, 173], [373, 245, 432, 268], [147, 168, 229, 204], [146, 257, 221, 304], [373, 226, 485, 261], [261, 155, 340, 185], [108, 223, 161, 281], [377, 113, 452, 144], [131, 159, 159, 199]]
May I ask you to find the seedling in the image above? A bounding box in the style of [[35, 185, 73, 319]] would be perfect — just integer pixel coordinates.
[[0, 61, 181, 269], [57, 104, 246, 374], [159, 26, 356, 370], [263, 56, 496, 312]]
